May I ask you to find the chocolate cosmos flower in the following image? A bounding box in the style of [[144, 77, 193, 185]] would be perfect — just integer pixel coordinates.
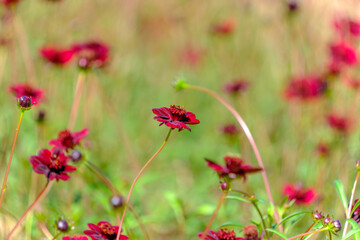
[[29, 149, 76, 181], [153, 105, 200, 131], [206, 156, 262, 180], [84, 221, 128, 240], [283, 183, 316, 205], [285, 76, 327, 100], [199, 228, 243, 240], [72, 41, 109, 69], [9, 84, 44, 105], [49, 129, 89, 152], [40, 46, 75, 66]]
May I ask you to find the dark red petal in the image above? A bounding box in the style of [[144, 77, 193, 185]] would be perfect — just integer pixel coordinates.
[[205, 159, 226, 174], [63, 165, 77, 173], [73, 128, 89, 144]]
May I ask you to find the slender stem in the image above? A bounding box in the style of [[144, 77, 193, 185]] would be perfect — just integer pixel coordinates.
[[38, 221, 53, 239], [200, 192, 227, 240], [68, 71, 86, 130], [342, 171, 360, 237], [186, 84, 281, 229], [128, 204, 151, 240], [116, 129, 172, 240], [85, 160, 118, 195], [7, 181, 51, 239], [0, 111, 24, 211], [286, 228, 328, 240], [299, 222, 315, 240], [52, 232, 61, 240], [328, 230, 332, 240]]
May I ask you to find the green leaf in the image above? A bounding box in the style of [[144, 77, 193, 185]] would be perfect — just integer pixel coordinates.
[[334, 180, 348, 214], [226, 195, 251, 203], [351, 200, 360, 216], [215, 222, 245, 230], [277, 211, 312, 226], [346, 219, 360, 240], [266, 228, 288, 239], [343, 229, 360, 240]]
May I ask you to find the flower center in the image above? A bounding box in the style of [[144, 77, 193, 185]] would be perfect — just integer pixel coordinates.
[[58, 130, 75, 149], [170, 105, 186, 116], [216, 229, 237, 240], [99, 222, 116, 236], [224, 156, 243, 173], [49, 154, 63, 170], [23, 86, 36, 98]]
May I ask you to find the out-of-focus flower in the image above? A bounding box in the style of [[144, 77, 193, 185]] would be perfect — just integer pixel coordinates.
[[242, 225, 261, 240], [72, 41, 109, 69], [351, 199, 360, 223], [330, 41, 358, 66], [49, 129, 89, 152], [40, 46, 75, 66], [316, 142, 330, 157], [9, 84, 44, 105], [285, 76, 327, 100], [220, 124, 239, 136], [206, 155, 262, 181], [63, 236, 88, 240], [2, 0, 21, 7], [287, 0, 299, 12], [84, 221, 128, 240], [29, 148, 76, 181], [153, 105, 200, 131], [334, 17, 360, 38], [198, 228, 243, 240], [178, 46, 204, 67], [223, 79, 249, 95], [326, 113, 351, 133], [344, 77, 360, 90], [211, 19, 236, 35], [283, 183, 316, 205]]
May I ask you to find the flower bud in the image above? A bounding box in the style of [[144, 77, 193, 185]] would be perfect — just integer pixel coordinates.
[[173, 77, 188, 91], [78, 57, 90, 69], [313, 211, 323, 221], [70, 150, 82, 162], [57, 219, 69, 232], [110, 195, 124, 208], [356, 161, 360, 171], [17, 96, 33, 111], [331, 220, 341, 232], [36, 110, 46, 124], [324, 216, 331, 225]]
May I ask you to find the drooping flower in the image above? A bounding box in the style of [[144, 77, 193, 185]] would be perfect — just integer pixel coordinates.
[[334, 17, 360, 38], [326, 113, 350, 133], [283, 183, 316, 205], [285, 75, 327, 100], [9, 84, 44, 105], [330, 41, 358, 66], [198, 228, 243, 240], [206, 156, 262, 180], [211, 19, 236, 35], [223, 79, 249, 95], [40, 46, 75, 66], [63, 236, 89, 240], [49, 129, 89, 152], [84, 221, 128, 240], [220, 124, 239, 136], [152, 105, 200, 131], [72, 41, 109, 69], [351, 199, 360, 223], [29, 148, 76, 181]]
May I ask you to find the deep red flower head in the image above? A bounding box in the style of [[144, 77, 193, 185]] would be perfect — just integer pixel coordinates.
[[198, 228, 243, 240], [220, 124, 239, 136], [179, 46, 204, 67], [285, 76, 327, 100], [334, 17, 360, 38], [72, 41, 109, 69], [153, 105, 200, 131], [9, 84, 44, 105], [211, 19, 236, 35], [326, 113, 350, 133], [29, 148, 76, 181], [2, 0, 21, 7], [84, 221, 128, 240], [283, 183, 316, 205], [206, 156, 262, 181], [63, 236, 89, 240], [49, 129, 88, 152], [40, 46, 75, 66], [330, 41, 358, 66], [351, 199, 360, 223], [223, 80, 249, 94], [242, 225, 261, 240]]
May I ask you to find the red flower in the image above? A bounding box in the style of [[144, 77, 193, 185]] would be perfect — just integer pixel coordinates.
[[49, 129, 88, 152], [206, 156, 262, 180], [84, 221, 128, 240], [326, 113, 350, 133], [242, 225, 261, 240], [153, 105, 200, 131], [72, 41, 109, 69], [334, 17, 360, 38], [285, 76, 327, 100], [63, 236, 88, 240], [220, 124, 239, 136], [211, 19, 236, 35], [40, 46, 75, 66], [330, 41, 358, 66], [9, 84, 44, 105], [283, 183, 316, 205], [2, 0, 21, 7], [223, 80, 249, 94], [344, 77, 360, 90], [199, 228, 243, 240], [29, 148, 76, 181]]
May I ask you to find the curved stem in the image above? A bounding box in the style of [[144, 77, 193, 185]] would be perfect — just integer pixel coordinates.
[[200, 192, 227, 239], [299, 222, 315, 240], [7, 181, 51, 239], [342, 171, 360, 237], [286, 228, 328, 240], [85, 160, 118, 195], [68, 71, 86, 130], [128, 204, 151, 240], [116, 129, 172, 240], [0, 111, 24, 211], [186, 85, 281, 229]]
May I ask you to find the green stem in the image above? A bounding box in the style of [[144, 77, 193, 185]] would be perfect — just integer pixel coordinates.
[[342, 171, 360, 237], [286, 228, 328, 240], [0, 111, 24, 212]]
